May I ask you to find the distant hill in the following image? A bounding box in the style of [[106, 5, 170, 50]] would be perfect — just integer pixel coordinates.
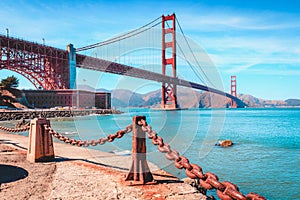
[[2, 85, 299, 109], [112, 89, 144, 107], [285, 99, 300, 106], [111, 88, 234, 108], [77, 84, 97, 91], [238, 94, 288, 107], [110, 88, 300, 108], [96, 88, 111, 93]]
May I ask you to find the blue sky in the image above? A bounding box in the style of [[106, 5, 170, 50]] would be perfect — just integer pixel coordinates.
[[0, 0, 299, 100]]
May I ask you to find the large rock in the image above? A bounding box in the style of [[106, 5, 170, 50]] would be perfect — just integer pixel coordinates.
[[215, 140, 233, 147]]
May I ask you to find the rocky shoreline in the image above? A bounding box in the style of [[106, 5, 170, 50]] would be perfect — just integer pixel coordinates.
[[0, 109, 123, 121]]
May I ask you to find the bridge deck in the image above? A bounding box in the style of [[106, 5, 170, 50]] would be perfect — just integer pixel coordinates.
[[1, 33, 242, 105], [77, 54, 241, 103]]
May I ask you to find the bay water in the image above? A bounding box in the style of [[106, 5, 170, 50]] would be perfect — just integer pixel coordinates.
[[2, 108, 299, 199]]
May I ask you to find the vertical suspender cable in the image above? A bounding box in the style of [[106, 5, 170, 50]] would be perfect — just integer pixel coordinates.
[[175, 17, 216, 88]]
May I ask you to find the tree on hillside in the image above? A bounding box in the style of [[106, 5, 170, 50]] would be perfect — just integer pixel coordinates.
[[0, 75, 19, 88]]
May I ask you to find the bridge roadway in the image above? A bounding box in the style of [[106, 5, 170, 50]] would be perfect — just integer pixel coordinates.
[[76, 54, 242, 104], [0, 33, 241, 104]]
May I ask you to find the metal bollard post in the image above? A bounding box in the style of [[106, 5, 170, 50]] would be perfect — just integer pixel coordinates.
[[27, 118, 54, 163], [125, 116, 154, 185]]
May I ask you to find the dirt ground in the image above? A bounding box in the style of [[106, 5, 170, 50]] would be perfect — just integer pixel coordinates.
[[0, 143, 56, 200], [0, 140, 208, 200]]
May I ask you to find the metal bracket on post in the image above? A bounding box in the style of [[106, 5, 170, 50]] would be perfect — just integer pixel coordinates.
[[125, 116, 155, 185], [27, 118, 54, 163]]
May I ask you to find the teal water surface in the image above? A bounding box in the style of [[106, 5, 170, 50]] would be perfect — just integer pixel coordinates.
[[3, 108, 299, 199]]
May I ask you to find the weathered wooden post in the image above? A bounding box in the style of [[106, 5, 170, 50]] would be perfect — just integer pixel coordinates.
[[125, 116, 154, 185], [27, 118, 54, 163]]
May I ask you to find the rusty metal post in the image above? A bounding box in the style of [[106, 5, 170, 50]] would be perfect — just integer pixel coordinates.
[[27, 118, 54, 163], [125, 116, 154, 185]]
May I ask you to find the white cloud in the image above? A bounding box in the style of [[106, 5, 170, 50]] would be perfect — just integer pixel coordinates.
[[174, 6, 300, 77], [180, 8, 300, 31], [225, 62, 261, 74]]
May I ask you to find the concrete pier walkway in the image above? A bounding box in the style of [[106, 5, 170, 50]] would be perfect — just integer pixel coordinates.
[[0, 132, 207, 200]]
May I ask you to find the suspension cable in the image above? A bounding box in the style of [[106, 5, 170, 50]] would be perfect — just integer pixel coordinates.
[[77, 21, 161, 52], [175, 17, 216, 88], [76, 16, 162, 52], [165, 20, 206, 84]]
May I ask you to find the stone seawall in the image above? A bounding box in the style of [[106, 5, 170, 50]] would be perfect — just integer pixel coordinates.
[[0, 109, 123, 121]]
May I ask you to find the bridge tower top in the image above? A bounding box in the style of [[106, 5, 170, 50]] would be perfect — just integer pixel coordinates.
[[161, 13, 178, 110]]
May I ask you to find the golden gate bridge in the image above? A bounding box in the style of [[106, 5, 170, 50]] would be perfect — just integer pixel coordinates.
[[0, 13, 243, 109]]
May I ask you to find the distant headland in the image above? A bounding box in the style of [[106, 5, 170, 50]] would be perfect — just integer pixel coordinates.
[[1, 86, 299, 110]]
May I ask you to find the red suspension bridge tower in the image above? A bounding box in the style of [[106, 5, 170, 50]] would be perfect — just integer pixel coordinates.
[[161, 14, 178, 109], [230, 75, 237, 108]]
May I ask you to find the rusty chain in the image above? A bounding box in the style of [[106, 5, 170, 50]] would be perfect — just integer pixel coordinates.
[[0, 125, 30, 132], [0, 118, 266, 199], [139, 119, 266, 200], [43, 124, 132, 147]]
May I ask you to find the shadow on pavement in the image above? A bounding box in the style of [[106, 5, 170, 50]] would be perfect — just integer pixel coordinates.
[[0, 164, 28, 184], [0, 139, 27, 150], [53, 156, 129, 171]]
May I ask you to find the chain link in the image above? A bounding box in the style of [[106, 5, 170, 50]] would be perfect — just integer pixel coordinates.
[[0, 125, 30, 132], [43, 124, 132, 147], [140, 119, 266, 200], [0, 119, 266, 199]]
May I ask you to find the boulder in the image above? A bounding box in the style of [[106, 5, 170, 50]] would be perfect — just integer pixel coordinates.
[[215, 140, 233, 147]]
